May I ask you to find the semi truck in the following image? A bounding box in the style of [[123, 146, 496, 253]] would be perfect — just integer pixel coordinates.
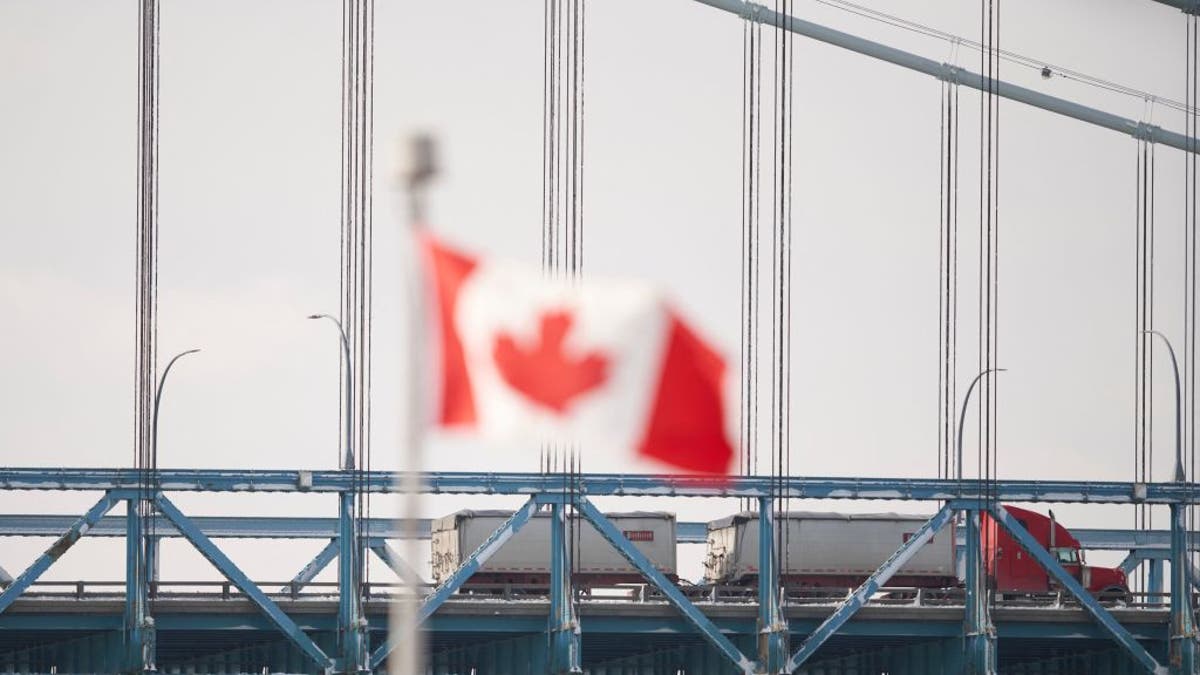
[[704, 506, 1128, 598], [983, 505, 1129, 599], [433, 505, 1127, 599]]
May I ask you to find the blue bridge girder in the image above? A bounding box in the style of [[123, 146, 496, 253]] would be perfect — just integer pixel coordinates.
[[1, 467, 1198, 502], [1, 469, 1198, 674]]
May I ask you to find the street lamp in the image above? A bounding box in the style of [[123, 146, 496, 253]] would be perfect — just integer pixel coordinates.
[[956, 368, 1007, 482], [308, 313, 368, 669], [308, 314, 354, 471], [1142, 333, 1196, 668], [1142, 330, 1184, 482], [152, 348, 201, 467], [956, 366, 1004, 674]]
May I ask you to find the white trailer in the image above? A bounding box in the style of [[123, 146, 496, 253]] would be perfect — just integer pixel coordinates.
[[431, 509, 677, 586], [704, 511, 956, 588]]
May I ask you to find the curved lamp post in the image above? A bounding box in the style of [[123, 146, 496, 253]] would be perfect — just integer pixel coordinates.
[[307, 313, 366, 670], [152, 348, 201, 466], [956, 368, 1006, 482], [1141, 330, 1195, 670], [308, 314, 354, 471], [1142, 330, 1184, 482], [956, 366, 1004, 674]]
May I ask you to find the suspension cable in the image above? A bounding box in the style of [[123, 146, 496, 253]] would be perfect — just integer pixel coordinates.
[[767, 0, 794, 600], [740, 3, 763, 515], [937, 72, 960, 483], [339, 0, 374, 597], [977, 0, 1001, 607], [1186, 10, 1198, 565], [542, 0, 586, 603], [135, 0, 161, 629]]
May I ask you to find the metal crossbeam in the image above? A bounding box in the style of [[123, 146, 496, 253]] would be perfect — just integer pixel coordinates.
[[786, 504, 955, 672], [369, 496, 541, 670], [0, 491, 119, 615], [154, 494, 332, 670], [692, 0, 1196, 153], [0, 514, 420, 539], [989, 504, 1162, 673], [574, 496, 756, 675], [280, 538, 339, 594], [2, 468, 1197, 503]]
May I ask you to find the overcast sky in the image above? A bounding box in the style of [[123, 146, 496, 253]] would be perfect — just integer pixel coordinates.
[[1, 0, 1194, 583]]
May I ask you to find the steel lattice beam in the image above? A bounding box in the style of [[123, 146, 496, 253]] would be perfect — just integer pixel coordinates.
[[786, 504, 956, 672], [1, 468, 1197, 503], [154, 494, 332, 671], [370, 496, 542, 670], [0, 491, 122, 615], [574, 496, 757, 675], [989, 504, 1162, 673]]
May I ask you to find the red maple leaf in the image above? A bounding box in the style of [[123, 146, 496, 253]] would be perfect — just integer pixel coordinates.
[[492, 310, 609, 414]]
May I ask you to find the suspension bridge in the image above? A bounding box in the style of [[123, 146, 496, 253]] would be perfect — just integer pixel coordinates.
[[6, 0, 1200, 673]]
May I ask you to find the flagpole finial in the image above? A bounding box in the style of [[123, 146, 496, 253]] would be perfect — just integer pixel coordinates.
[[399, 133, 437, 229]]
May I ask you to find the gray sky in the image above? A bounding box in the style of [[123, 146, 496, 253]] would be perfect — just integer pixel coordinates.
[[0, 0, 1194, 583]]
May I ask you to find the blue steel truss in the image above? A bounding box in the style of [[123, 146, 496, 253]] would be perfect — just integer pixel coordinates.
[[154, 494, 333, 670], [2, 467, 1198, 502], [0, 470, 1197, 674], [786, 503, 957, 671]]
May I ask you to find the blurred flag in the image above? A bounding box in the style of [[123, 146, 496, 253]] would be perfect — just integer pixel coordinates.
[[421, 234, 734, 474]]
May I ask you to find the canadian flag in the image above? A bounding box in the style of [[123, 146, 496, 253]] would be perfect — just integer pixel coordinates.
[[421, 234, 734, 475]]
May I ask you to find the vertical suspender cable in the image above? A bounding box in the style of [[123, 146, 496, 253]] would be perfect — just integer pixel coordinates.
[[1132, 125, 1156, 594], [134, 0, 161, 649], [542, 0, 587, 610], [937, 75, 959, 483], [977, 0, 1001, 606], [1187, 10, 1198, 566], [339, 0, 373, 617], [768, 0, 793, 599], [740, 8, 763, 513], [938, 79, 948, 481]]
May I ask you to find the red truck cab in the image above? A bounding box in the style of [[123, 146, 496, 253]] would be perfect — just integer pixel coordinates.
[[983, 505, 1128, 599]]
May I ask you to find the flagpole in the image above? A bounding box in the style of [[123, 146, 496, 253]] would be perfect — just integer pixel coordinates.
[[393, 134, 436, 675]]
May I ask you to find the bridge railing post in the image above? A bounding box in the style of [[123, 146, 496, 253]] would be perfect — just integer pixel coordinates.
[[1149, 557, 1165, 606]]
